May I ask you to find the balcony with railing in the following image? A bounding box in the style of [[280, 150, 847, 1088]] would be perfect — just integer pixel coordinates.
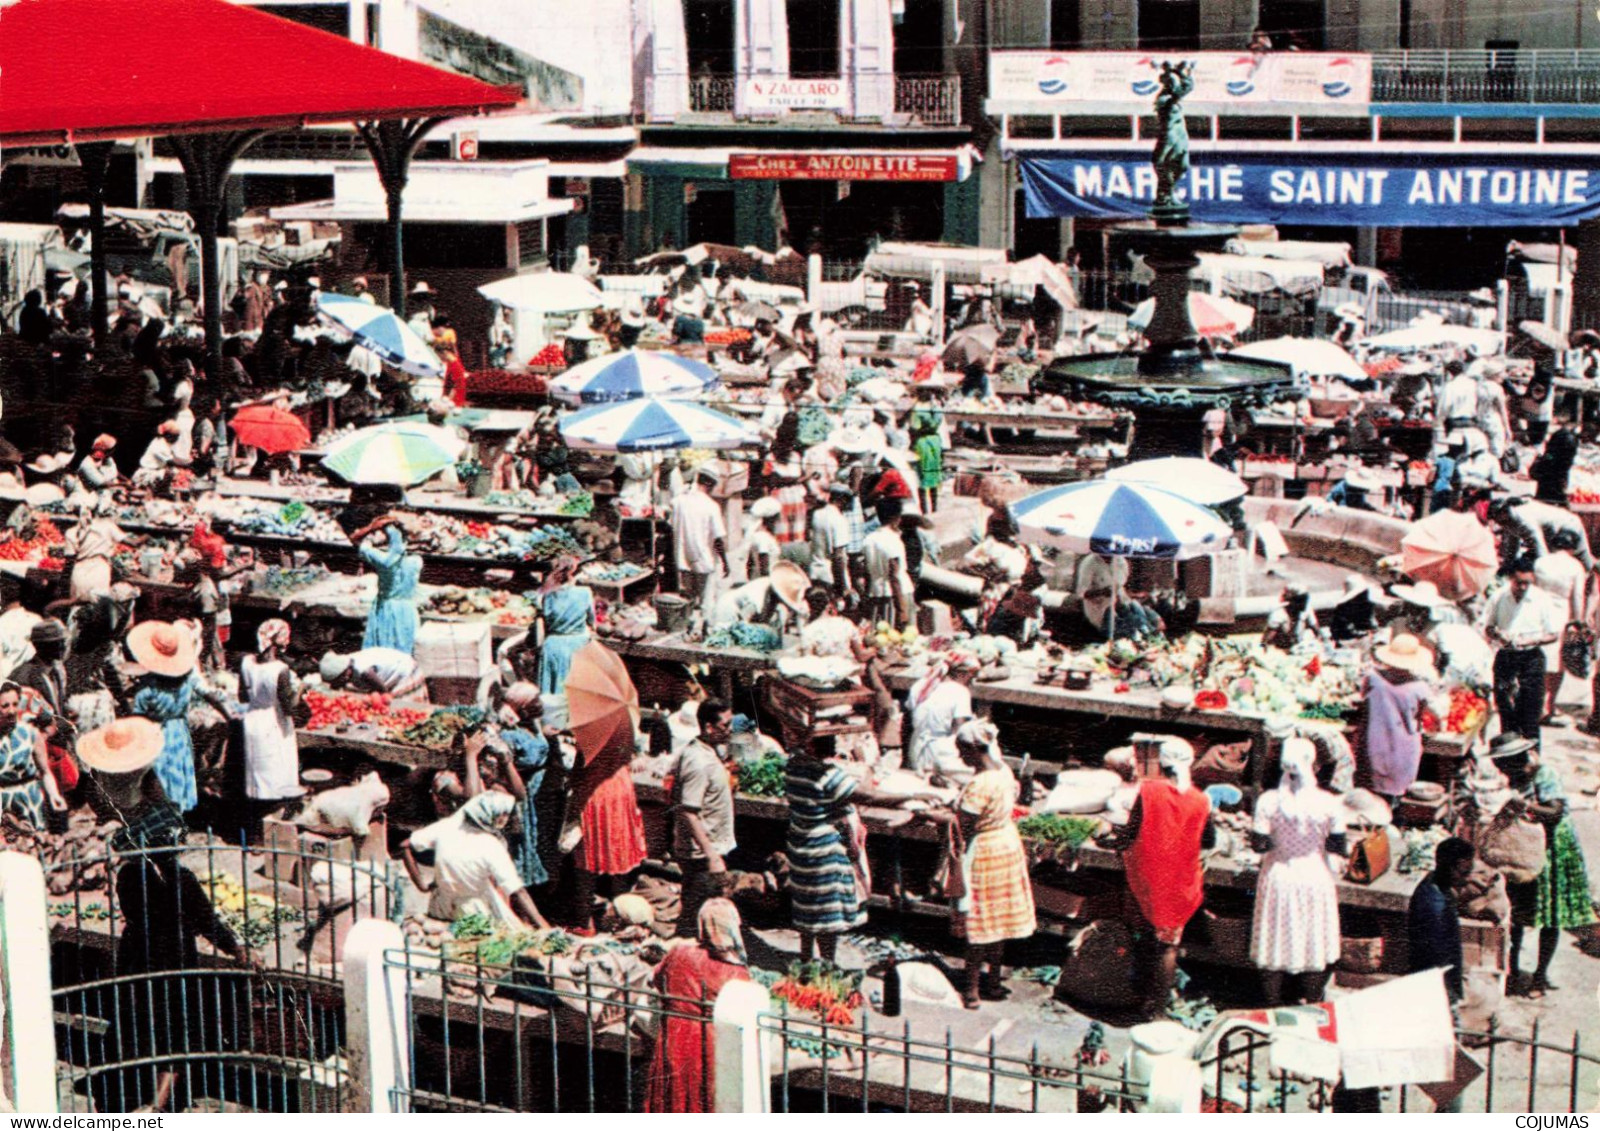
[[645, 73, 962, 126], [1371, 49, 1600, 105]]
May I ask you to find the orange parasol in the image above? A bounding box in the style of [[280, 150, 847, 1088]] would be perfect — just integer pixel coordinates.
[[565, 641, 641, 764], [1400, 509, 1498, 600], [230, 404, 310, 455]]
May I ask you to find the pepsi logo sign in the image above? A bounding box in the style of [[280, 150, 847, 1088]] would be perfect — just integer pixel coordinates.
[[1130, 57, 1158, 97], [1322, 56, 1355, 98], [1037, 55, 1073, 95], [1225, 56, 1258, 96]]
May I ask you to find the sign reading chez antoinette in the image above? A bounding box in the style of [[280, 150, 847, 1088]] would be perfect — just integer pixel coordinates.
[[729, 153, 961, 182], [742, 78, 850, 111]]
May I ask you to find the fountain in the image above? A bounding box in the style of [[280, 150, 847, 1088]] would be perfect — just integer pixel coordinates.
[[1038, 61, 1304, 461]]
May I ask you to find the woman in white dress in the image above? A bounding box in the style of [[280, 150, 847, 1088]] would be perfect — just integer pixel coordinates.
[[237, 618, 302, 831], [1249, 737, 1346, 1005], [906, 652, 979, 774]]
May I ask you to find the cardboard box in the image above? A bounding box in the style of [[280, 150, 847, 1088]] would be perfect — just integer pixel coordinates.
[[428, 673, 495, 706], [415, 620, 493, 679]]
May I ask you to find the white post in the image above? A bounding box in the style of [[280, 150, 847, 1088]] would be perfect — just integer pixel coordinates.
[[1495, 278, 1510, 333], [0, 853, 56, 1113], [930, 261, 947, 344], [807, 253, 823, 307], [347, 0, 368, 44], [711, 980, 772, 1113], [342, 920, 411, 1114]]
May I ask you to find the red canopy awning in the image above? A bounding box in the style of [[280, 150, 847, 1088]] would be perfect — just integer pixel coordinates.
[[0, 0, 522, 143]]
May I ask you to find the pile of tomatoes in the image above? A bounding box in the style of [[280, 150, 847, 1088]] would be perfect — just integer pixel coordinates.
[[1421, 687, 1489, 735], [704, 327, 752, 346], [303, 690, 431, 733], [1571, 490, 1600, 505], [527, 344, 567, 368], [0, 518, 64, 563]]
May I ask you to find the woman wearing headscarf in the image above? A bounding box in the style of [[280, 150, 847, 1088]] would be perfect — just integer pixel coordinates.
[[644, 898, 752, 1113], [906, 651, 979, 774], [401, 790, 550, 929], [1249, 737, 1346, 1006], [536, 555, 595, 697], [490, 683, 557, 889], [237, 619, 302, 833], [80, 719, 254, 1113], [348, 515, 422, 655], [1108, 737, 1214, 1019], [917, 721, 1036, 1008], [76, 434, 123, 498]]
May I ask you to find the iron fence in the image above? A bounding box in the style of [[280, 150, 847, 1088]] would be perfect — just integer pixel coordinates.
[[381, 942, 720, 1113], [39, 840, 401, 1114], [1203, 1018, 1600, 1114], [893, 75, 963, 126], [1371, 49, 1600, 105], [689, 75, 737, 115]]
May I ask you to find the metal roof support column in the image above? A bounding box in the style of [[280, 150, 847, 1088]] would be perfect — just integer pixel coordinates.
[[357, 117, 448, 320], [74, 141, 114, 351], [170, 129, 267, 379]]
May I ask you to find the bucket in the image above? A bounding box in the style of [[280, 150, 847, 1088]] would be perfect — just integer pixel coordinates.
[[654, 593, 692, 634]]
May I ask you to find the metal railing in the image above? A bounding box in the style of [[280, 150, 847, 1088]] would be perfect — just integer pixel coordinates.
[[1371, 50, 1600, 105], [894, 75, 963, 126], [1203, 1019, 1600, 1113], [760, 1006, 1147, 1112], [41, 841, 399, 1113], [689, 74, 738, 114], [381, 943, 718, 1113]]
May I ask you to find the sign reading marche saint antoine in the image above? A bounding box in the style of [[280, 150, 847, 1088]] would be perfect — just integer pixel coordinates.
[[1019, 152, 1600, 227]]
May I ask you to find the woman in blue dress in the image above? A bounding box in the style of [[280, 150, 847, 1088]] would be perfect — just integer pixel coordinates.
[[492, 682, 556, 888], [537, 556, 595, 697], [0, 681, 65, 829], [351, 517, 421, 654], [127, 621, 202, 814]]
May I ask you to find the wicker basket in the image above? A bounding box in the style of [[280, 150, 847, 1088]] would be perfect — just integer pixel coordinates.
[[1200, 909, 1254, 965], [1339, 933, 1386, 973]]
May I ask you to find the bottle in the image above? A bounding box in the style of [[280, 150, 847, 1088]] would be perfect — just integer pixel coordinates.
[[1018, 753, 1035, 807], [881, 957, 901, 1017]]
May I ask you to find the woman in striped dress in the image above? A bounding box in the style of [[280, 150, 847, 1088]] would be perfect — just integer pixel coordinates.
[[0, 681, 64, 829], [785, 737, 870, 964]]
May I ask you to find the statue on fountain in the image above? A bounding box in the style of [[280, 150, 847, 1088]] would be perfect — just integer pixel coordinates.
[[1151, 61, 1195, 225]]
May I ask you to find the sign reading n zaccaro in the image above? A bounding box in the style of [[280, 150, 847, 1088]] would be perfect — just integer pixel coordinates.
[[988, 51, 1372, 108], [1018, 151, 1600, 227], [743, 78, 849, 111]]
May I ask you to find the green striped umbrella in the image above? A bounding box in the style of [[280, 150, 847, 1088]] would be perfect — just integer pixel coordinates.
[[320, 422, 467, 487]]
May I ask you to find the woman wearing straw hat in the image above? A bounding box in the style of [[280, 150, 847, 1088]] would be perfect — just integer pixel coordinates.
[[127, 621, 204, 813], [1362, 633, 1436, 807], [80, 717, 256, 1113]]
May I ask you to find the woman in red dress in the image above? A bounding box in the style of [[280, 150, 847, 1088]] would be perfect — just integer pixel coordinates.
[[570, 728, 647, 930], [645, 898, 751, 1113], [439, 344, 469, 408]]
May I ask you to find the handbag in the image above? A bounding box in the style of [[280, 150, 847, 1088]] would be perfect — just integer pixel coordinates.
[[1562, 623, 1594, 679], [1346, 826, 1392, 884], [1477, 808, 1547, 884]]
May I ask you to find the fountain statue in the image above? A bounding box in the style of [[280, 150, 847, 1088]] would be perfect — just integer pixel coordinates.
[[1037, 60, 1304, 460]]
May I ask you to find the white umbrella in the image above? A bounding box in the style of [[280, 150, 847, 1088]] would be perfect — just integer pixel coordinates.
[[1128, 292, 1256, 338], [1364, 324, 1505, 354], [1010, 480, 1232, 559], [559, 398, 761, 452], [1104, 458, 1247, 506], [320, 421, 466, 486], [1232, 337, 1367, 382], [477, 272, 604, 313], [315, 292, 443, 377]]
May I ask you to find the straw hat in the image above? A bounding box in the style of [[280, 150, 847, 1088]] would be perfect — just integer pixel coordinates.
[[1374, 633, 1435, 676], [411, 281, 434, 296], [769, 560, 809, 614], [830, 422, 876, 455], [1390, 579, 1447, 608], [1487, 732, 1536, 762], [612, 893, 654, 926], [127, 620, 198, 677], [1341, 788, 1393, 828], [76, 717, 163, 775], [749, 497, 781, 520]]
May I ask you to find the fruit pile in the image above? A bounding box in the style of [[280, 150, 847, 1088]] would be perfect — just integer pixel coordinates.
[[770, 963, 866, 1028], [302, 690, 430, 733], [704, 327, 752, 346], [469, 370, 547, 397], [0, 517, 63, 563], [528, 344, 567, 368], [1571, 489, 1600, 505], [1422, 687, 1489, 735]]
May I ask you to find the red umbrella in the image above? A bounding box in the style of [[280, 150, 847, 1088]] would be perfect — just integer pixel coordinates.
[[1400, 510, 1498, 600], [230, 405, 310, 455]]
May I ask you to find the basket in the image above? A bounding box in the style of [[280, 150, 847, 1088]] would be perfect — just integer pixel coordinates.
[[1339, 933, 1385, 973], [1199, 909, 1253, 965]]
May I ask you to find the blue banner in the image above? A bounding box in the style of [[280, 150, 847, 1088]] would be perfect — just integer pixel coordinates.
[[1018, 151, 1600, 227]]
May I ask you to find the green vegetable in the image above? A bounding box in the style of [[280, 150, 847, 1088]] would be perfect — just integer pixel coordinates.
[[451, 911, 496, 940], [557, 492, 595, 517], [737, 755, 788, 798], [1298, 703, 1347, 721], [280, 501, 307, 525], [1016, 814, 1101, 849]]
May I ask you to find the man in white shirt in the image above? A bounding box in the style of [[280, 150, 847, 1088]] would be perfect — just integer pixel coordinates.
[[863, 507, 911, 629], [1534, 530, 1589, 724], [1075, 553, 1130, 639], [319, 647, 427, 698], [809, 483, 853, 600], [1483, 558, 1565, 743], [401, 790, 547, 928], [1493, 496, 1595, 570], [673, 700, 737, 932], [1435, 359, 1479, 443], [671, 472, 729, 616], [0, 577, 44, 683]]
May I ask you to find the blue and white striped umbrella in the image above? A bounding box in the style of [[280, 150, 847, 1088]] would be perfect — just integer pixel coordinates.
[[315, 291, 444, 378], [548, 349, 719, 405], [559, 398, 760, 452], [1011, 480, 1231, 559]]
